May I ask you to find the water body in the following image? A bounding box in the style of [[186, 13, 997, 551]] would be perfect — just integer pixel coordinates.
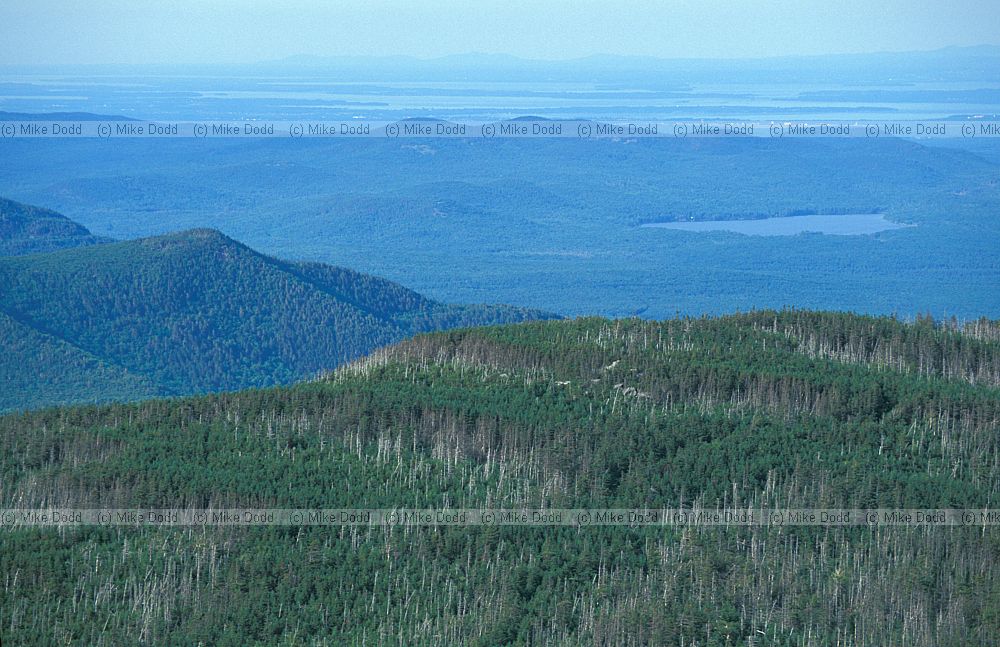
[[641, 213, 913, 236], [1, 76, 997, 121]]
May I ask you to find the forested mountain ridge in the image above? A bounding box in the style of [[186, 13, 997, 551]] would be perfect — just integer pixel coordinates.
[[0, 228, 554, 411], [2, 311, 998, 645], [0, 197, 109, 256]]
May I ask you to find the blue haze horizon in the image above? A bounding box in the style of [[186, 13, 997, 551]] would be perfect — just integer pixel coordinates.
[[2, 1, 1000, 66]]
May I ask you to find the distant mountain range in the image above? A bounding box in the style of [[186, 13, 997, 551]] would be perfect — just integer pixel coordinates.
[[0, 199, 555, 410], [253, 46, 1000, 83], [268, 45, 1000, 68], [5, 46, 999, 84]]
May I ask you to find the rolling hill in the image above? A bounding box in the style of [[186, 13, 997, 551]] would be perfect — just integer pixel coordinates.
[[4, 136, 999, 319], [0, 228, 554, 411], [0, 197, 109, 256], [1, 311, 998, 645]]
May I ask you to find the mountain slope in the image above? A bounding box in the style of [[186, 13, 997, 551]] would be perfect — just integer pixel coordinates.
[[0, 310, 158, 410], [1, 312, 998, 645], [0, 197, 109, 256], [0, 228, 554, 410]]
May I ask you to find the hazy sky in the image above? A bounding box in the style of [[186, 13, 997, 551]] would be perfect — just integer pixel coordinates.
[[2, 0, 999, 65]]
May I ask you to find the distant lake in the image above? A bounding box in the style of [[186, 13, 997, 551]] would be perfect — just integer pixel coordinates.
[[640, 213, 913, 236]]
